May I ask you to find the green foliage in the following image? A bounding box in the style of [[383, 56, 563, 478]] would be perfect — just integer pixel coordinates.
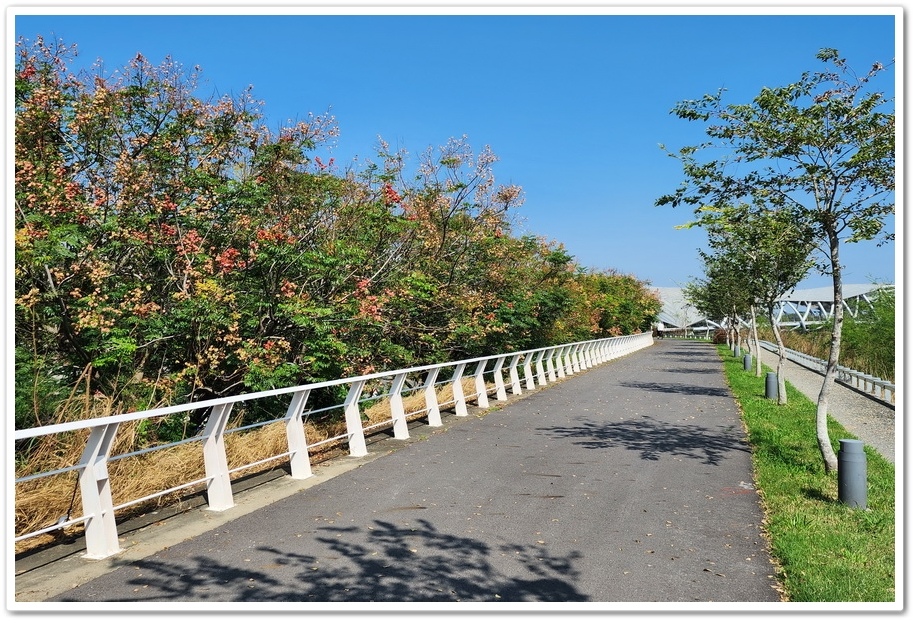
[[14, 347, 70, 431], [841, 288, 895, 381], [14, 35, 662, 442]]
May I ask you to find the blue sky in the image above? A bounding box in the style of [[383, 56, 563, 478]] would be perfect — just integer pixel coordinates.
[[11, 4, 900, 290]]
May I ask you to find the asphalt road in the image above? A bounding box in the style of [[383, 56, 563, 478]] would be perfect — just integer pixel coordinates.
[[18, 340, 782, 606]]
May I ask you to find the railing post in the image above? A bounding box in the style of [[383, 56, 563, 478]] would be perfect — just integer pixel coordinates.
[[451, 363, 469, 416], [556, 347, 568, 378], [285, 389, 313, 479], [343, 380, 368, 456], [508, 354, 523, 395], [873, 380, 885, 401], [493, 356, 508, 400], [534, 350, 548, 386], [473, 360, 490, 408], [202, 403, 235, 511], [423, 367, 443, 427], [78, 423, 122, 559], [570, 344, 582, 373], [522, 352, 536, 390], [545, 348, 557, 382], [389, 373, 410, 440], [582, 343, 594, 368]]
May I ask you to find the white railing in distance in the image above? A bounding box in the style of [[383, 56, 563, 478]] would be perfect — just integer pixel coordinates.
[[757, 340, 895, 405]]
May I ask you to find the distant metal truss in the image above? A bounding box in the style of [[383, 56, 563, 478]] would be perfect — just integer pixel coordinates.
[[771, 284, 892, 330], [653, 284, 892, 335]]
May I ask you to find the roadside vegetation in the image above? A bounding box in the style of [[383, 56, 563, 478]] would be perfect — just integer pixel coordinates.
[[718, 343, 896, 602], [14, 36, 660, 550], [14, 36, 660, 437], [769, 287, 896, 383]]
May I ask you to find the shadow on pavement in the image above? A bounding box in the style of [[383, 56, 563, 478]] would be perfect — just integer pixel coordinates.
[[59, 518, 588, 603], [658, 367, 721, 375], [618, 380, 731, 397], [540, 416, 747, 465]]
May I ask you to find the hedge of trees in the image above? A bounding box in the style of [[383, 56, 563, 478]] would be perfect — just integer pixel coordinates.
[[14, 35, 661, 438]]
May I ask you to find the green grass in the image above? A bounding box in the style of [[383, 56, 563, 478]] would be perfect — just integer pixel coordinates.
[[717, 344, 896, 603]]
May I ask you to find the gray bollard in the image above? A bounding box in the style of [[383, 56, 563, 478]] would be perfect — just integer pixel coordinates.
[[733, 345, 741, 357], [838, 439, 867, 509], [765, 371, 777, 399], [743, 354, 752, 371]]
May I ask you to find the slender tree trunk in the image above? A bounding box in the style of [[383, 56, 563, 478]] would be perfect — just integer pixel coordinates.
[[817, 230, 843, 473], [771, 311, 789, 405], [750, 304, 761, 377], [731, 309, 740, 352]]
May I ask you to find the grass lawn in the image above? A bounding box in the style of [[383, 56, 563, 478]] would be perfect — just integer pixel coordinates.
[[716, 344, 897, 603]]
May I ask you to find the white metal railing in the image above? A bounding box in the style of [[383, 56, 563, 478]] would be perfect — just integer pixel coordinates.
[[14, 332, 653, 560], [757, 340, 895, 406]]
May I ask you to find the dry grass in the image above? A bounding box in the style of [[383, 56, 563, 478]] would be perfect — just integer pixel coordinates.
[[777, 329, 895, 384], [14, 377, 489, 556]]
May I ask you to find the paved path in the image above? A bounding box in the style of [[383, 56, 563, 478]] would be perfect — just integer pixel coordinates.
[[16, 340, 783, 605], [754, 346, 896, 464]]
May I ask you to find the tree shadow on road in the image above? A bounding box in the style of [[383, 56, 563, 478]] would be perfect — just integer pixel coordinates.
[[654, 367, 720, 375], [618, 380, 731, 397], [656, 356, 719, 364], [57, 518, 587, 603], [539, 416, 748, 465]]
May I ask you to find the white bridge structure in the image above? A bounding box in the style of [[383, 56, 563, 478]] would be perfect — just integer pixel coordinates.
[[653, 283, 893, 335]]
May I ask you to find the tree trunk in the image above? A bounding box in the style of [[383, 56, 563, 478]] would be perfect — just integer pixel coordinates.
[[771, 311, 789, 405], [750, 304, 761, 377], [731, 308, 741, 353], [816, 230, 843, 473]]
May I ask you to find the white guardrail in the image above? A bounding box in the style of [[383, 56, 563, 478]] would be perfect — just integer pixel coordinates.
[[757, 340, 895, 406], [14, 332, 653, 560]]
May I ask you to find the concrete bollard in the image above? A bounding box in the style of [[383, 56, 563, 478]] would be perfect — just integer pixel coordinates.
[[733, 345, 741, 357], [765, 371, 777, 400], [743, 354, 752, 371], [838, 439, 867, 509]]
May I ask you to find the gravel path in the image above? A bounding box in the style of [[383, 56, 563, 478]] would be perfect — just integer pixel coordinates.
[[754, 346, 896, 464]]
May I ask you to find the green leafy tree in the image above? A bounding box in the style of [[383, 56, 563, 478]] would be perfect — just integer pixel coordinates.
[[682, 254, 752, 351], [658, 49, 894, 473], [684, 204, 815, 402]]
